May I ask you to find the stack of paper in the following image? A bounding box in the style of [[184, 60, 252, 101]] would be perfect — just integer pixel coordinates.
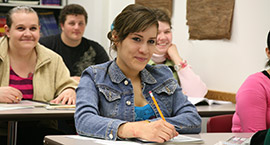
[[45, 103, 75, 110]]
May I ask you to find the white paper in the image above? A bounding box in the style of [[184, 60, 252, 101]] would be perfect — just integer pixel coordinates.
[[66, 136, 142, 145]]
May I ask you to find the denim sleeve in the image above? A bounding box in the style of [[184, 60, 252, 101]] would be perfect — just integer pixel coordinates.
[[167, 87, 202, 134], [146, 65, 202, 134], [74, 68, 126, 140], [148, 86, 202, 134]]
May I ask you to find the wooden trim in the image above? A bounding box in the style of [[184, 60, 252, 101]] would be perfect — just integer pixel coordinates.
[[205, 90, 236, 104]]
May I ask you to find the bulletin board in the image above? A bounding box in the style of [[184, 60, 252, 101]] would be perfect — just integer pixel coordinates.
[[135, 0, 173, 16], [186, 0, 235, 40]]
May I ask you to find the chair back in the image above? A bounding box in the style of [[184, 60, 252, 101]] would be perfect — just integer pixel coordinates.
[[207, 114, 233, 132]]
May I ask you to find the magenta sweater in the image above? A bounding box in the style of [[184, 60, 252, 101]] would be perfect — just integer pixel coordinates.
[[232, 71, 270, 132]]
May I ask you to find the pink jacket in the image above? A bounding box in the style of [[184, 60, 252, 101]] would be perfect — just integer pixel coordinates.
[[178, 65, 208, 98], [232, 71, 270, 132]]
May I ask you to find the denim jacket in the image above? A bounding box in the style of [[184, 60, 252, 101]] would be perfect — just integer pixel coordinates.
[[75, 60, 201, 140]]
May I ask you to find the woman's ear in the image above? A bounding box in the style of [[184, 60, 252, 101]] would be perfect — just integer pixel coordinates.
[[4, 25, 10, 38], [112, 30, 118, 41], [265, 47, 270, 59]]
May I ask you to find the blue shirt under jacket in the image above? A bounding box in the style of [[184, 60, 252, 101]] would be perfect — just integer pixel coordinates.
[[75, 60, 201, 140]]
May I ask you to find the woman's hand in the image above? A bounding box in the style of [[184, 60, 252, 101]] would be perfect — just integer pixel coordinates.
[[167, 44, 183, 65], [0, 86, 23, 103], [118, 119, 178, 143], [50, 88, 76, 105]]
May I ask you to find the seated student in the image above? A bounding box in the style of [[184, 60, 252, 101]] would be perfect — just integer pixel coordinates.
[[0, 6, 77, 145], [232, 31, 270, 133], [149, 8, 207, 98], [75, 4, 201, 143], [39, 4, 109, 82]]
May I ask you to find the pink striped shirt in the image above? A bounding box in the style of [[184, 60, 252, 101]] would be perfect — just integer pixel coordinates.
[[9, 67, 33, 100]]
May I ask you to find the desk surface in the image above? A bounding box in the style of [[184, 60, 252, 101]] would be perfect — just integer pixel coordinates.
[[0, 101, 75, 145], [44, 133, 253, 145], [0, 106, 74, 121], [0, 102, 235, 119], [0, 100, 74, 121], [196, 104, 235, 117]]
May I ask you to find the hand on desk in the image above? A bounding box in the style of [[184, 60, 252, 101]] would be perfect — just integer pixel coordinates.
[[0, 86, 23, 103], [50, 88, 76, 105], [118, 119, 178, 143]]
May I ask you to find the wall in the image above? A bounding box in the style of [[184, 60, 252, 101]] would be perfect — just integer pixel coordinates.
[[69, 0, 270, 93], [68, 0, 109, 47]]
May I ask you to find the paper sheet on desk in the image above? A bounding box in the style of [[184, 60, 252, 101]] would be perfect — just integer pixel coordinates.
[[168, 135, 203, 143], [66, 136, 142, 145], [0, 106, 34, 111], [67, 134, 203, 144], [0, 100, 47, 111]]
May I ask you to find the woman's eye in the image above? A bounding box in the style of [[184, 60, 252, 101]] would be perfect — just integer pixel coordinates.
[[30, 27, 37, 31], [148, 39, 156, 44], [132, 37, 141, 42], [165, 30, 171, 34]]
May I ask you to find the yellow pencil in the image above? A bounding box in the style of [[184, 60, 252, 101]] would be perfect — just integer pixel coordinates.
[[149, 91, 166, 121]]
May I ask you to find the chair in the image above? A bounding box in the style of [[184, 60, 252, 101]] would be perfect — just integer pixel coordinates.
[[207, 114, 233, 133]]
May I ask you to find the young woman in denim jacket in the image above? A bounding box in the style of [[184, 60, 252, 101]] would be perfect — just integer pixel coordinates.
[[75, 4, 201, 143]]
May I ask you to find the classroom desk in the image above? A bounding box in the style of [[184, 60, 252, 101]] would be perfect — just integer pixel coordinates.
[[44, 133, 254, 145], [0, 103, 75, 145], [196, 104, 235, 117]]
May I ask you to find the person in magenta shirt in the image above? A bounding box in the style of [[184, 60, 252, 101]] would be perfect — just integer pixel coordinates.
[[232, 31, 270, 132]]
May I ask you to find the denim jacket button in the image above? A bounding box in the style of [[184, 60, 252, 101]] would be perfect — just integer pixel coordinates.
[[126, 100, 131, 106], [124, 80, 129, 85], [109, 133, 113, 139]]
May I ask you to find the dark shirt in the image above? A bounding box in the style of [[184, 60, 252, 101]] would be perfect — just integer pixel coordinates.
[[39, 34, 109, 76]]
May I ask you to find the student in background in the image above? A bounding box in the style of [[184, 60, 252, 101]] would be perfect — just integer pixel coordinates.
[[0, 6, 77, 145], [75, 4, 201, 143], [149, 8, 207, 98], [39, 4, 109, 82], [232, 31, 270, 133]]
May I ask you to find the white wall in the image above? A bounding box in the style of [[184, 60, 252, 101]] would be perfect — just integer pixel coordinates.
[[69, 0, 270, 93], [68, 0, 110, 47]]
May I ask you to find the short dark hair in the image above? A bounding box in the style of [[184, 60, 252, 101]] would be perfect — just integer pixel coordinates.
[[267, 31, 270, 49], [153, 7, 172, 29], [59, 4, 88, 25], [266, 31, 270, 67]]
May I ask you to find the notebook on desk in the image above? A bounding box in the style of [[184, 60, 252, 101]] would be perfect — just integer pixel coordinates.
[[188, 97, 233, 106], [215, 136, 251, 145]]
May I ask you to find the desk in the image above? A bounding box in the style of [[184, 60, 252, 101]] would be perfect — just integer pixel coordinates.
[[44, 133, 254, 145], [196, 104, 235, 117], [0, 102, 74, 145]]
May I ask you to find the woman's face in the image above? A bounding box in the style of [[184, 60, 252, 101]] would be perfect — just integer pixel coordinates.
[[116, 25, 157, 74], [5, 12, 40, 52], [154, 21, 172, 55]]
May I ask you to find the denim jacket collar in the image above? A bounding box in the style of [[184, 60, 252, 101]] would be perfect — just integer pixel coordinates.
[[108, 60, 157, 85]]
